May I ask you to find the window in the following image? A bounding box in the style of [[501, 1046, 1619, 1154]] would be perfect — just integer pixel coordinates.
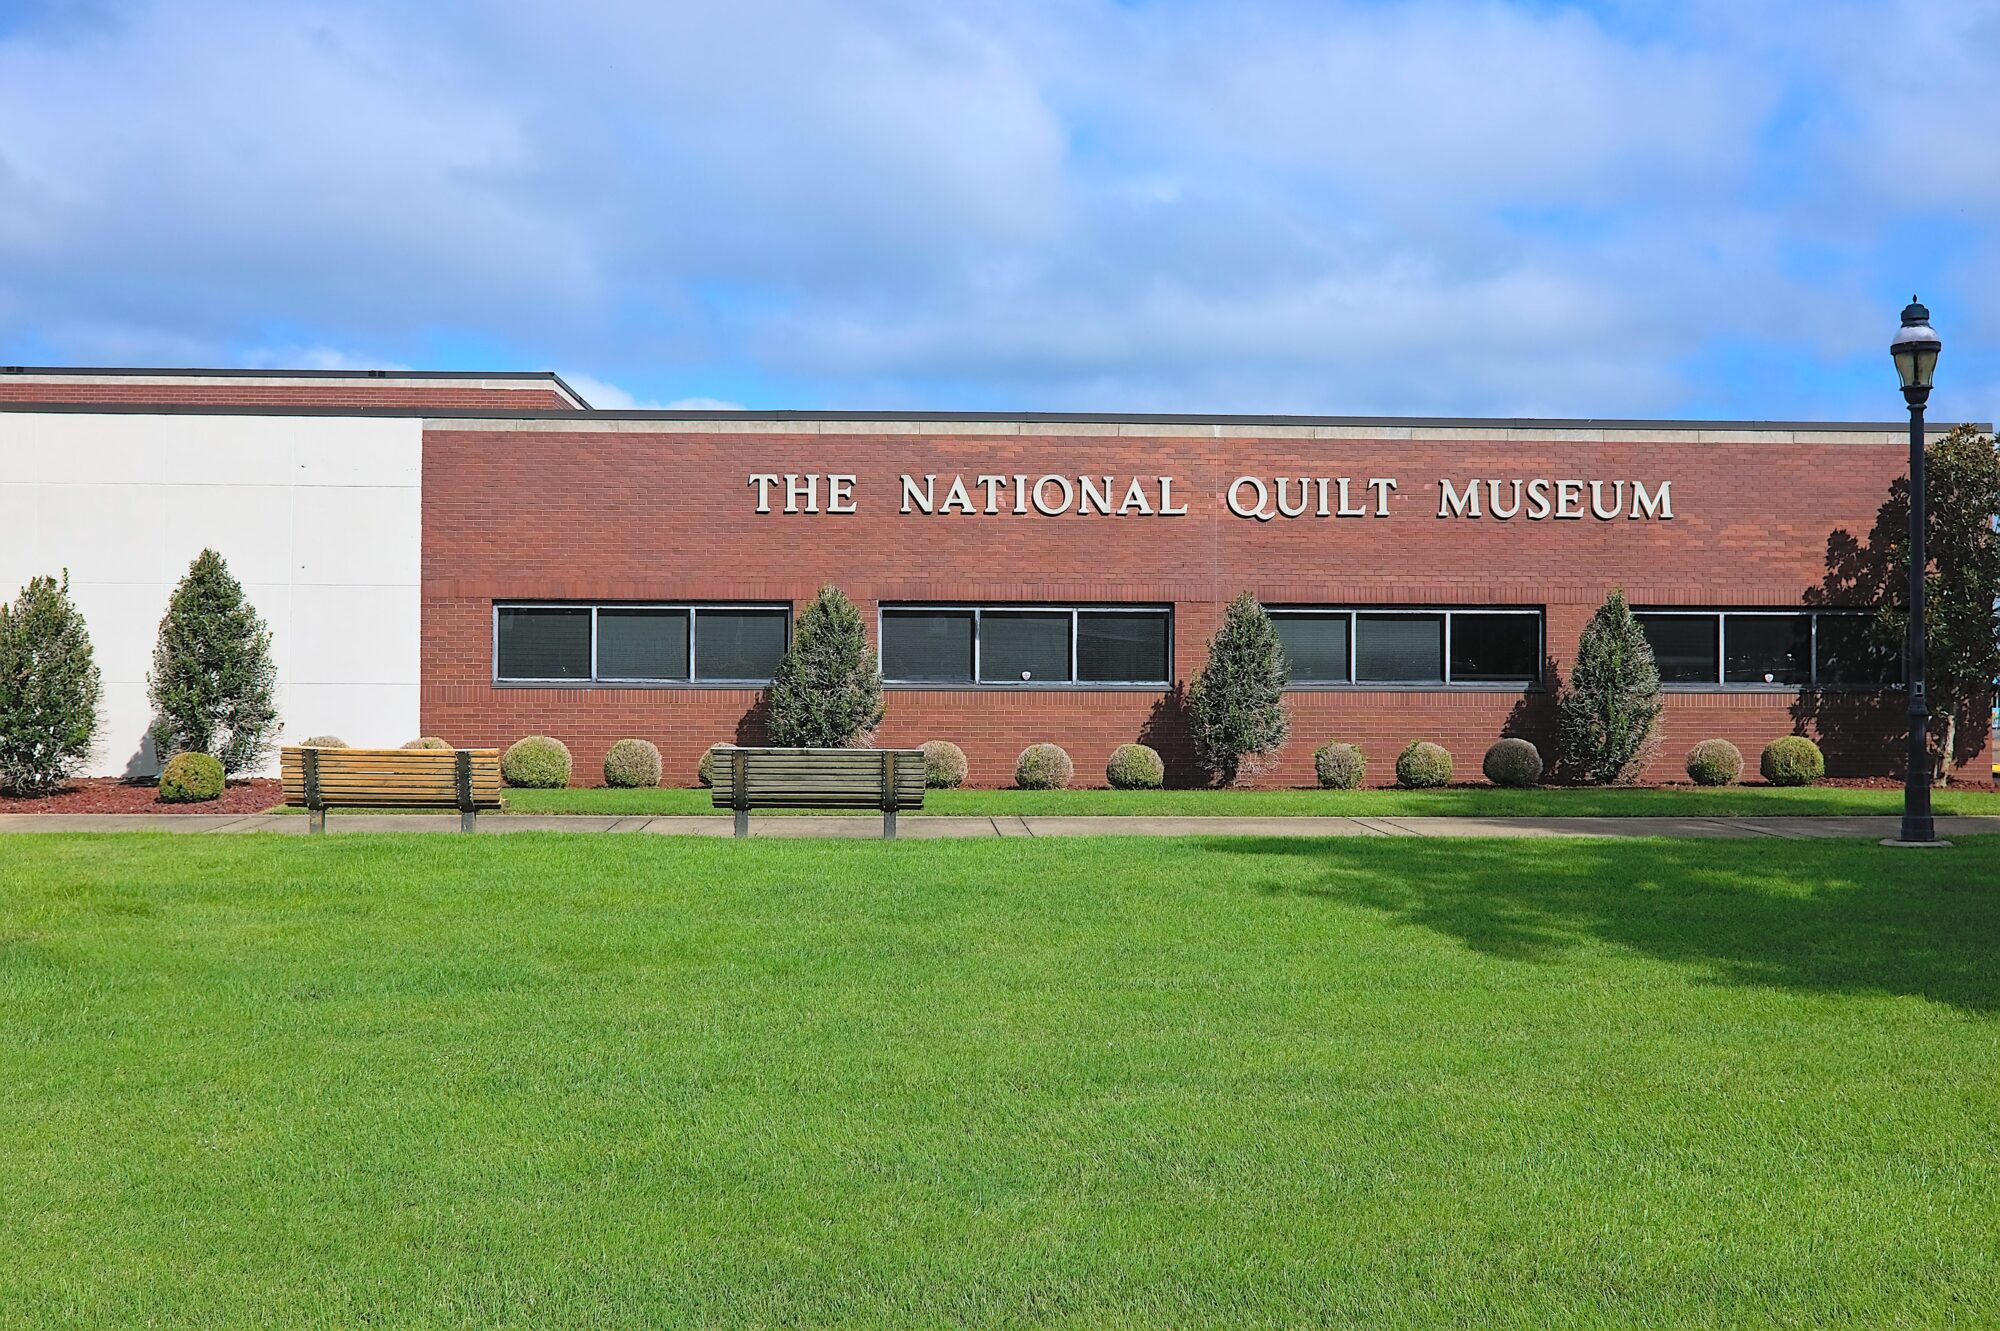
[[496, 606, 591, 681], [1357, 613, 1445, 683], [1635, 610, 1894, 688], [1724, 613, 1811, 685], [880, 606, 1172, 685], [1450, 612, 1542, 683], [494, 604, 789, 684], [1270, 608, 1542, 687], [981, 612, 1070, 683]]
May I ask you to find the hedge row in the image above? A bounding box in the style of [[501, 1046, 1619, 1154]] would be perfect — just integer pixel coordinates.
[[289, 731, 1829, 793]]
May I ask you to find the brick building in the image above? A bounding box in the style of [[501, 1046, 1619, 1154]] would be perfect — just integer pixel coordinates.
[[1, 366, 1989, 785]]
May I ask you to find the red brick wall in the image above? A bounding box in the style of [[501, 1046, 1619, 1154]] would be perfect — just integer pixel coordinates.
[[420, 426, 1994, 787], [0, 380, 576, 409]]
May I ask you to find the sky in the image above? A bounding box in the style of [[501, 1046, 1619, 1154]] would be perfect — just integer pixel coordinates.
[[0, 0, 1995, 421]]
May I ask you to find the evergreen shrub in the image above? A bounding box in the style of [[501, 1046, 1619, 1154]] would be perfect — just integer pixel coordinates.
[[1760, 736, 1825, 787], [0, 572, 103, 796], [1396, 741, 1453, 789], [1314, 742, 1366, 790], [921, 740, 968, 788], [1482, 738, 1543, 788], [1106, 743, 1164, 789], [1186, 592, 1289, 786], [604, 738, 662, 788], [158, 751, 224, 803], [765, 586, 883, 748], [502, 736, 572, 788], [1015, 744, 1073, 790], [1685, 739, 1743, 786], [147, 549, 279, 775]]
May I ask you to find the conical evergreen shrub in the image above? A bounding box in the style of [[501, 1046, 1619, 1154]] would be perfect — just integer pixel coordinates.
[[147, 549, 279, 775], [764, 585, 883, 748], [1557, 589, 1663, 784], [0, 572, 103, 796], [1186, 591, 1290, 786]]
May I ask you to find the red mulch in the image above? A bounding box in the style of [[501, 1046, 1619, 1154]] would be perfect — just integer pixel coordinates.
[[0, 777, 285, 814]]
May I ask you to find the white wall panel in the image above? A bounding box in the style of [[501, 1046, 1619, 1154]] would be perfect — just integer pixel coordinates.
[[0, 412, 423, 778]]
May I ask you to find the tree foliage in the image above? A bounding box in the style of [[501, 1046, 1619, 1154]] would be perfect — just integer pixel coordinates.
[[147, 549, 279, 775], [1186, 592, 1290, 786], [1557, 589, 1663, 784], [1878, 424, 2000, 782], [764, 585, 883, 748], [0, 572, 103, 795]]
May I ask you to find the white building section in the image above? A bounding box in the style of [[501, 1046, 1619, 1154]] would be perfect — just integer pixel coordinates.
[[0, 412, 422, 776]]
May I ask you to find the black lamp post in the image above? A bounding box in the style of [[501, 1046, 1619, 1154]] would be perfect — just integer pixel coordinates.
[[1889, 297, 1942, 846]]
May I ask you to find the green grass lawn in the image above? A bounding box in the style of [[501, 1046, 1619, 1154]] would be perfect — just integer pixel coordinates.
[[482, 781, 2000, 817], [3, 834, 1996, 1327]]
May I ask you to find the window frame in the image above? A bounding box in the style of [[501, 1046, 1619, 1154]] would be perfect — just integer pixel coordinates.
[[878, 604, 1174, 689], [1633, 608, 1895, 691], [492, 601, 792, 688], [1268, 606, 1545, 690]]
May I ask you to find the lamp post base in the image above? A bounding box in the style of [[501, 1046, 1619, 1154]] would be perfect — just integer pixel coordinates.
[[1879, 837, 1954, 849]]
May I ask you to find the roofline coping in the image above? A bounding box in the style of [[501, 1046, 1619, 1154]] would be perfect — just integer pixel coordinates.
[[0, 364, 589, 408], [0, 400, 1984, 434]]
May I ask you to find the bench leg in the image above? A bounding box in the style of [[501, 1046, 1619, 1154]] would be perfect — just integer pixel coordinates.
[[883, 808, 897, 840], [309, 808, 326, 835], [462, 809, 477, 834], [734, 808, 749, 838]]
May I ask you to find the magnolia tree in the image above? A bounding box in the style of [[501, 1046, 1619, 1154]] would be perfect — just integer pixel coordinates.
[[0, 572, 103, 796], [765, 585, 884, 747], [1880, 424, 2000, 783], [148, 549, 279, 774], [1187, 592, 1290, 786], [1557, 590, 1663, 784]]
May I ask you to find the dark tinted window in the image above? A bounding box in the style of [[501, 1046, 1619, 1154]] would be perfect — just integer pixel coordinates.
[[496, 607, 591, 680], [1077, 612, 1169, 682], [1815, 614, 1898, 686], [1638, 614, 1719, 684], [1356, 614, 1444, 682], [1274, 614, 1350, 683], [980, 612, 1071, 683], [1725, 614, 1811, 685], [1449, 613, 1540, 683], [882, 610, 974, 682], [596, 608, 689, 680], [695, 608, 788, 681]]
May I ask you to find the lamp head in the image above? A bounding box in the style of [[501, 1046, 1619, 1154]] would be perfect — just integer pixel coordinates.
[[1891, 295, 1940, 392]]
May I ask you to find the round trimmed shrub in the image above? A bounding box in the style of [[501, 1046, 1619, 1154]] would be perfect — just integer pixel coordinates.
[[1106, 743, 1164, 790], [1482, 738, 1543, 788], [158, 751, 224, 803], [1760, 736, 1825, 787], [1015, 743, 1074, 790], [1395, 740, 1454, 789], [502, 735, 572, 789], [403, 736, 451, 750], [1314, 742, 1366, 790], [921, 740, 968, 789], [298, 735, 347, 748], [697, 749, 716, 787], [1685, 739, 1744, 787], [603, 738, 662, 788]]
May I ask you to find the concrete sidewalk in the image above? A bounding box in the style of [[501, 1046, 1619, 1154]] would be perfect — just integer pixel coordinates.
[[1, 812, 1995, 839]]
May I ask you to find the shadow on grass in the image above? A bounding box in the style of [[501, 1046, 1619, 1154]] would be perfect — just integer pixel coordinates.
[[1212, 836, 2000, 1014]]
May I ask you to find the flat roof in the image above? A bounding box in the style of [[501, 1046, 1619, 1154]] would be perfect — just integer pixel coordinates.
[[0, 366, 1985, 433], [0, 364, 591, 408]]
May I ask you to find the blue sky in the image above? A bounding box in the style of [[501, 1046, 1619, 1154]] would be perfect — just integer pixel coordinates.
[[1, 0, 1995, 421]]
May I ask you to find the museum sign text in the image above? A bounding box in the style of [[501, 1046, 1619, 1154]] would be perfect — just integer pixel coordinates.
[[746, 473, 1674, 521]]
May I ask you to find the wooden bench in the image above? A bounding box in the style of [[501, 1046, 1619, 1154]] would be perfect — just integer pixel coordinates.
[[281, 746, 503, 833], [709, 746, 925, 838]]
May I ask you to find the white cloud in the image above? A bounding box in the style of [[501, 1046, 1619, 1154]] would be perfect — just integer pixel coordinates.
[[0, 0, 1993, 416]]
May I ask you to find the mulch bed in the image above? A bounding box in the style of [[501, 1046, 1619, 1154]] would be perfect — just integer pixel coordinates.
[[0, 778, 285, 815]]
